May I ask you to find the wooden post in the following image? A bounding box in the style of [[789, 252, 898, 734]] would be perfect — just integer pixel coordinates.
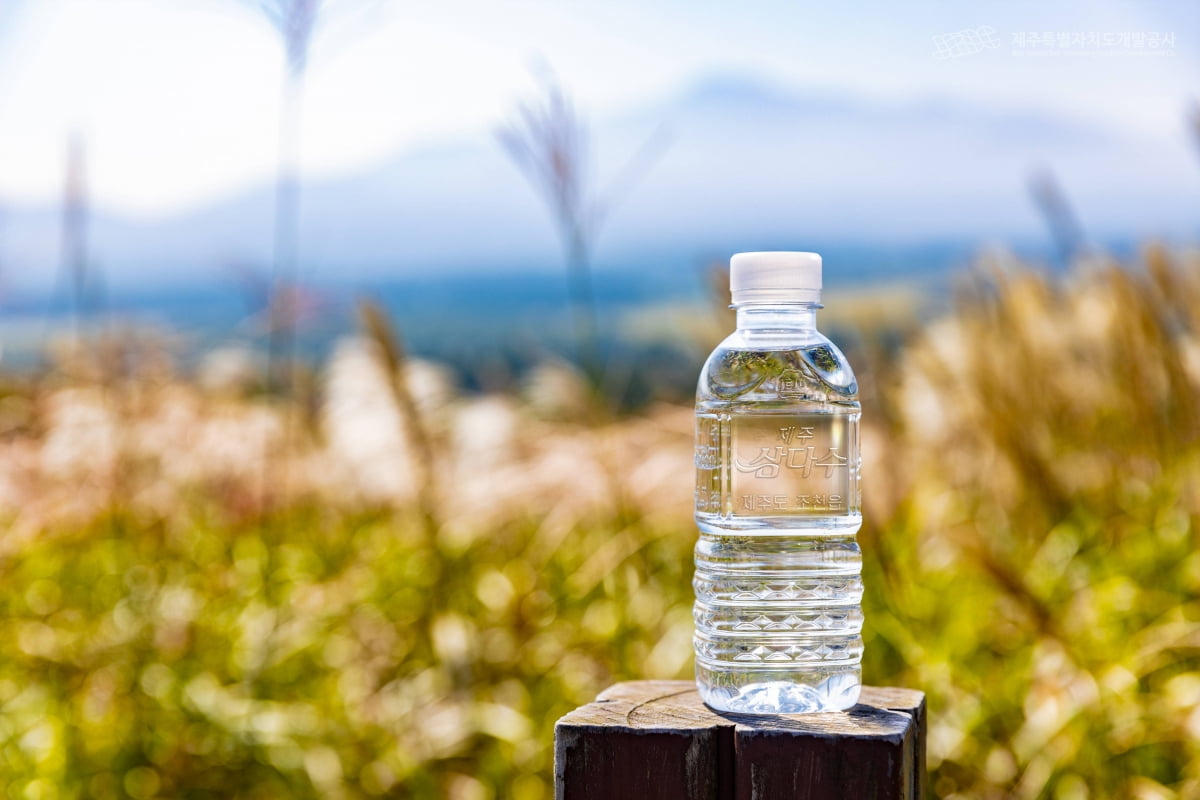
[[555, 680, 925, 800]]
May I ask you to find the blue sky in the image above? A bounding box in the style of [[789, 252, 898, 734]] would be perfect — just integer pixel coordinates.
[[0, 0, 1194, 217]]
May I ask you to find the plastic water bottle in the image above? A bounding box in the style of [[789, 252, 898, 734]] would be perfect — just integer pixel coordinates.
[[693, 251, 863, 713]]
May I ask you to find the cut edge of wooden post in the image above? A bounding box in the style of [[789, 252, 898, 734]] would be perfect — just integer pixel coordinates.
[[555, 681, 926, 800]]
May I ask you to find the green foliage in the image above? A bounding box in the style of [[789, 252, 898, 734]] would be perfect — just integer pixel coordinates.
[[0, 506, 695, 798], [1, 247, 1199, 798], [857, 247, 1200, 798]]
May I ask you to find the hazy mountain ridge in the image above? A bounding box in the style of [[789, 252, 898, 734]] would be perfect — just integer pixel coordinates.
[[3, 72, 1195, 293]]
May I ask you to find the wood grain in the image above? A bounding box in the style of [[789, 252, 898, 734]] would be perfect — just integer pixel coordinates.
[[555, 680, 925, 800]]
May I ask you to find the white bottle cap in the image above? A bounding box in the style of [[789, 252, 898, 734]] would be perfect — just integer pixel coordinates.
[[729, 251, 822, 305]]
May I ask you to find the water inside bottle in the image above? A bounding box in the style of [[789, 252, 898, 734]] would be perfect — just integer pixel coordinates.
[[694, 344, 862, 713]]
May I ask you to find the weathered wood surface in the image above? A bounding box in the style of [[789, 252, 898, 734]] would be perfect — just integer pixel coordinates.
[[555, 680, 925, 800]]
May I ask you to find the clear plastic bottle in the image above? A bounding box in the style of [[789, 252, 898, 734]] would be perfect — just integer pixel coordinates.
[[694, 251, 862, 714]]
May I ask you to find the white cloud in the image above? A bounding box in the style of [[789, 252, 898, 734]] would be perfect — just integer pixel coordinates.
[[0, 0, 1191, 217]]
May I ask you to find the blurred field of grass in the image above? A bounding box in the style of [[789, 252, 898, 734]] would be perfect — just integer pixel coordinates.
[[0, 246, 1198, 798]]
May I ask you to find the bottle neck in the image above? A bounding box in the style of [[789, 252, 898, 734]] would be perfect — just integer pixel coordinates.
[[734, 302, 820, 332]]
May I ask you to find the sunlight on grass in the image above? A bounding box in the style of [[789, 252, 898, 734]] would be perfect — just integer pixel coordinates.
[[0, 246, 1197, 798]]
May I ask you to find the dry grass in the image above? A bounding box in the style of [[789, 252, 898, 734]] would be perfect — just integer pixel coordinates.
[[0, 245, 1197, 798]]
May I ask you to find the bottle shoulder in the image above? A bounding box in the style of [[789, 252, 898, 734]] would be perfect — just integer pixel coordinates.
[[697, 329, 858, 406]]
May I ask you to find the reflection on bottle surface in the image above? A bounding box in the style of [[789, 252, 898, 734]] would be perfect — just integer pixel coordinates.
[[694, 342, 863, 714]]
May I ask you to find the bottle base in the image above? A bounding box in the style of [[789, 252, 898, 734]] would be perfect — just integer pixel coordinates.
[[696, 666, 861, 714]]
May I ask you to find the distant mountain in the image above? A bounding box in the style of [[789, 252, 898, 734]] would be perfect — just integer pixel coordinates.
[[4, 71, 1198, 292]]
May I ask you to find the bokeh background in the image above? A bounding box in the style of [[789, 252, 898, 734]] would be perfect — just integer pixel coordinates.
[[0, 1, 1198, 798]]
